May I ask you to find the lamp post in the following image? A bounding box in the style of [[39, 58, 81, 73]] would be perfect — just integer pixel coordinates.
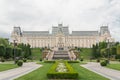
[[106, 39, 110, 64], [13, 40, 17, 64]]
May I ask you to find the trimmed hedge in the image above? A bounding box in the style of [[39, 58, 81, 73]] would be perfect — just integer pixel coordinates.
[[47, 61, 78, 79], [44, 60, 55, 63], [67, 60, 79, 63]]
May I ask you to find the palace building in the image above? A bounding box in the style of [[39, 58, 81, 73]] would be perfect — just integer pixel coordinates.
[[11, 24, 114, 48]]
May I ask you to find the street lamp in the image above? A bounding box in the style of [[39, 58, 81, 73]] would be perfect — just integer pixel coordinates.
[[106, 39, 110, 64], [13, 40, 17, 64]]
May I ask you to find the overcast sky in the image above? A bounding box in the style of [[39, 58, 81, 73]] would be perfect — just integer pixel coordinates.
[[0, 0, 120, 41]]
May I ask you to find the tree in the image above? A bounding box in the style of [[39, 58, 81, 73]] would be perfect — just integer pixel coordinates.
[[27, 44, 31, 56], [16, 48, 22, 57], [99, 41, 107, 49], [92, 44, 97, 58], [0, 38, 9, 47], [115, 42, 119, 46], [4, 47, 13, 59], [92, 44, 100, 58], [101, 48, 110, 58], [111, 46, 116, 55], [117, 45, 120, 55], [23, 44, 31, 58], [0, 45, 6, 58]]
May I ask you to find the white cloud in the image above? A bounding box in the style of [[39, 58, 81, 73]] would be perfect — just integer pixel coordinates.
[[0, 0, 120, 41]]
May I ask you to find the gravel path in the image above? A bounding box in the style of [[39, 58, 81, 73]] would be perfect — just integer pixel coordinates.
[[0, 62, 42, 80], [81, 62, 120, 80]]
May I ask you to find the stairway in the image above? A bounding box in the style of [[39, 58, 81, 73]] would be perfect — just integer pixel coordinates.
[[53, 51, 70, 60]]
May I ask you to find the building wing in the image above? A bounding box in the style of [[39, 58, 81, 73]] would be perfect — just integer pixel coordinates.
[[23, 31, 49, 36], [71, 31, 99, 36]]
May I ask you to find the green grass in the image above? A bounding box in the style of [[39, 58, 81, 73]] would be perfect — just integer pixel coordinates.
[[31, 48, 42, 60], [15, 62, 109, 80], [15, 63, 53, 80], [106, 63, 120, 71], [80, 48, 92, 59], [70, 63, 109, 80], [0, 64, 18, 72]]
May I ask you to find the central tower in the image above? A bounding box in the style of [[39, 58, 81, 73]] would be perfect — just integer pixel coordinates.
[[57, 24, 64, 50]]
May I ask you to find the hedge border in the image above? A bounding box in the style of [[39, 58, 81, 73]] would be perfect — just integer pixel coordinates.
[[47, 61, 78, 79]]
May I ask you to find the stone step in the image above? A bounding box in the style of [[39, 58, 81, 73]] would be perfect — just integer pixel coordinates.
[[53, 57, 70, 60], [52, 50, 70, 60]]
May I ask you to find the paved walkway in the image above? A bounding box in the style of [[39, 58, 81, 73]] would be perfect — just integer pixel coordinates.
[[81, 62, 120, 80], [0, 62, 42, 80]]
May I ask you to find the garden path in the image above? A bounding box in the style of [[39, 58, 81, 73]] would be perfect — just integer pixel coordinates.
[[0, 62, 42, 80], [81, 62, 120, 80]]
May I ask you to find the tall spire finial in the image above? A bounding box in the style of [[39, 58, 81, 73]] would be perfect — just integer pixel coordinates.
[[58, 21, 63, 27]]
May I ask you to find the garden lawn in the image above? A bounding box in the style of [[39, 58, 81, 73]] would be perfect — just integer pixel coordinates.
[[80, 48, 92, 59], [31, 48, 42, 60], [106, 63, 120, 71], [0, 64, 18, 72], [15, 63, 53, 80], [15, 62, 109, 80], [70, 63, 110, 80]]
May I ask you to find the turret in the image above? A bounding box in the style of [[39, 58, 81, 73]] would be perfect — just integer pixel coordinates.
[[100, 26, 110, 36], [11, 26, 22, 42]]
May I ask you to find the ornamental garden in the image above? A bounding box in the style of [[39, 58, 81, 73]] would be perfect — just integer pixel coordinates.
[[0, 38, 120, 80]]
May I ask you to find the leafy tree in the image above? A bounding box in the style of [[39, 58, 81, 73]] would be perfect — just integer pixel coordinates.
[[100, 48, 111, 58], [92, 44, 96, 58], [115, 54, 120, 59], [117, 45, 120, 55], [115, 42, 119, 46], [16, 48, 22, 57], [99, 41, 107, 49], [0, 45, 6, 58], [4, 47, 13, 59], [92, 44, 100, 58], [100, 48, 106, 57], [17, 43, 31, 58], [27, 44, 31, 56], [0, 38, 9, 47], [110, 46, 116, 55]]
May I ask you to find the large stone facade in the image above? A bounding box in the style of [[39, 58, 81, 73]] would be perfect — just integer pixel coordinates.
[[11, 24, 114, 48]]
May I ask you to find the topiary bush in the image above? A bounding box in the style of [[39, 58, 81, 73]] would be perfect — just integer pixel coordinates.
[[23, 58, 27, 62], [39, 58, 42, 61], [100, 61, 107, 66], [1, 58, 5, 62], [80, 58, 83, 61], [97, 59, 100, 62], [17, 61, 23, 67]]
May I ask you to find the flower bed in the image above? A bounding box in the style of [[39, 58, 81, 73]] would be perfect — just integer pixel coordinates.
[[47, 61, 78, 79], [56, 62, 68, 72]]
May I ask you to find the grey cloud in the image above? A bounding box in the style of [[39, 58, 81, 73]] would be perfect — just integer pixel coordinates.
[[0, 0, 120, 41]]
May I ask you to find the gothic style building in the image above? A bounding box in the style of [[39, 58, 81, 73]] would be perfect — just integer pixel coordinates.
[[11, 24, 114, 48]]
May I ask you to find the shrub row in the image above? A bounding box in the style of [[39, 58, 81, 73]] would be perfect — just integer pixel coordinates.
[[44, 60, 55, 63], [67, 60, 79, 63], [47, 61, 78, 79]]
